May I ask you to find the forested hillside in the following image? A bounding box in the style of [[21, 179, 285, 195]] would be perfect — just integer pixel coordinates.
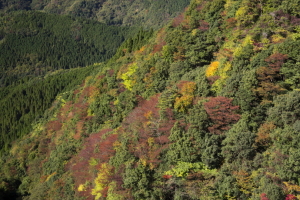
[[0, 0, 190, 28], [0, 0, 188, 152], [0, 10, 142, 151], [1, 0, 300, 199], [0, 10, 136, 86]]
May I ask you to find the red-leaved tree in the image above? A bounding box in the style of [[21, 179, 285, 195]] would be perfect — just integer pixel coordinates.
[[66, 129, 113, 200], [172, 13, 184, 27], [260, 193, 270, 200], [123, 94, 175, 167], [204, 96, 240, 134], [255, 53, 288, 100], [286, 194, 297, 200]]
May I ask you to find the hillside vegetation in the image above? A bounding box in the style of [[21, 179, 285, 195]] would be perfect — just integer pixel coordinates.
[[1, 0, 300, 199], [0, 10, 140, 150], [0, 0, 188, 153], [0, 10, 135, 86], [0, 0, 190, 28]]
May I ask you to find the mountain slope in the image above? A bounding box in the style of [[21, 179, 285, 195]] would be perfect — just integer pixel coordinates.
[[0, 0, 189, 153], [1, 0, 300, 199], [0, 10, 135, 86], [0, 10, 141, 152], [0, 0, 190, 28]]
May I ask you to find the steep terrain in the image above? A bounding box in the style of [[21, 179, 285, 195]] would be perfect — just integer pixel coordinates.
[[0, 10, 140, 151], [0, 0, 189, 153], [1, 0, 300, 199], [0, 0, 190, 29], [0, 10, 136, 86]]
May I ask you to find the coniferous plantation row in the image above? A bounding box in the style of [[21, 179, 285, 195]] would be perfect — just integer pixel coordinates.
[[2, 0, 300, 200], [0, 22, 153, 153], [0, 10, 137, 87], [0, 66, 95, 152], [0, 10, 147, 153]]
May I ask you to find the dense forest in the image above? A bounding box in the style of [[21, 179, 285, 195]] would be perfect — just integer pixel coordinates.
[[0, 10, 136, 86], [1, 0, 300, 199], [0, 0, 188, 153], [0, 0, 190, 28], [0, 10, 141, 151]]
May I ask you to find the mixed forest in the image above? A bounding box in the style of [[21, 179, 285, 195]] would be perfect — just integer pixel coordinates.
[[0, 0, 190, 28], [1, 0, 300, 199]]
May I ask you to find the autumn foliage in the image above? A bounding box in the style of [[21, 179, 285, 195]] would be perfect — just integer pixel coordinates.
[[285, 194, 297, 200], [123, 94, 175, 167], [255, 53, 288, 100], [67, 129, 113, 199], [174, 81, 196, 112], [206, 61, 219, 77], [47, 120, 62, 132], [3, 1, 300, 200], [260, 193, 270, 200], [153, 28, 167, 53], [172, 13, 185, 27], [198, 20, 210, 31], [204, 96, 240, 134], [255, 122, 276, 148]]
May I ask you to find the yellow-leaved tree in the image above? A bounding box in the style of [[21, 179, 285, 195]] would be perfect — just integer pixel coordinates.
[[174, 81, 197, 112], [121, 63, 138, 90], [91, 163, 113, 199], [205, 61, 219, 77]]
